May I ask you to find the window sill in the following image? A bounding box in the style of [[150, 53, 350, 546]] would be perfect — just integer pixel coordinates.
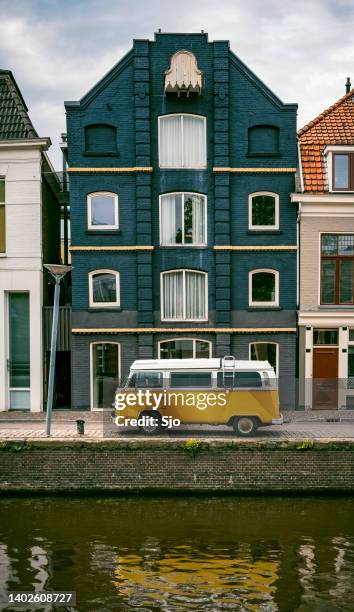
[[247, 230, 282, 235], [161, 319, 209, 323], [159, 167, 208, 171], [159, 244, 208, 248], [88, 307, 122, 312], [246, 152, 281, 158], [0, 253, 6, 257], [319, 304, 354, 309], [86, 229, 120, 235], [247, 306, 282, 311], [83, 151, 120, 157]]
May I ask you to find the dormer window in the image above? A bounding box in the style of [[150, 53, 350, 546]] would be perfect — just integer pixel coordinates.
[[333, 153, 354, 190]]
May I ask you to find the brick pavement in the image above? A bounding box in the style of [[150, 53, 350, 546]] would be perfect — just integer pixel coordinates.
[[1, 419, 354, 441]]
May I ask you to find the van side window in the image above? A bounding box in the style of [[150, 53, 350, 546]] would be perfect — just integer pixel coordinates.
[[129, 371, 163, 388], [217, 371, 262, 388], [170, 372, 212, 388]]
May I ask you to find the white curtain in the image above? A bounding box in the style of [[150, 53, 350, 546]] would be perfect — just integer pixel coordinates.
[[185, 271, 206, 319], [159, 116, 182, 167], [192, 195, 205, 244], [163, 271, 183, 319], [161, 194, 182, 244], [183, 116, 206, 168]]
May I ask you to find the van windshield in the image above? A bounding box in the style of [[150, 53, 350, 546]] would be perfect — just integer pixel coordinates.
[[128, 371, 163, 388]]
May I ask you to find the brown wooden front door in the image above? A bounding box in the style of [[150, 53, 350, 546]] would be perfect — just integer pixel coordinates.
[[312, 347, 339, 409]]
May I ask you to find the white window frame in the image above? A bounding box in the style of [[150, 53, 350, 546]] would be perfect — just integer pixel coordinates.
[[89, 269, 120, 308], [248, 191, 279, 230], [87, 192, 119, 230], [160, 269, 208, 322], [158, 338, 212, 358], [249, 269, 279, 307], [0, 177, 5, 255], [249, 341, 279, 374], [158, 113, 207, 169], [159, 192, 207, 246], [90, 341, 121, 410]]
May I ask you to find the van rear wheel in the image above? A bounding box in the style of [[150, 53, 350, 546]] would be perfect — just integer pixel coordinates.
[[233, 417, 257, 437]]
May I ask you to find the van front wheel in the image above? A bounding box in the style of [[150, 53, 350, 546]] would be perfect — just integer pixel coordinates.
[[233, 417, 258, 437], [138, 411, 163, 435]]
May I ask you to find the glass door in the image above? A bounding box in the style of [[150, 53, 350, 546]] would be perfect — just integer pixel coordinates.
[[8, 292, 30, 409]]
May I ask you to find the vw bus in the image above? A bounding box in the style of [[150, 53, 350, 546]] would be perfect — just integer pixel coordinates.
[[114, 356, 282, 436]]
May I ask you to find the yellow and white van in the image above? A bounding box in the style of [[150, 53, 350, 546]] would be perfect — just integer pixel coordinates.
[[114, 356, 282, 436]]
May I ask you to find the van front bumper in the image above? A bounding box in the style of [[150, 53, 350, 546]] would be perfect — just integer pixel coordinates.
[[271, 414, 283, 425]]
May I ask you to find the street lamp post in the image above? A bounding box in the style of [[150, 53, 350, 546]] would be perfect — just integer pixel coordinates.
[[44, 264, 72, 436]]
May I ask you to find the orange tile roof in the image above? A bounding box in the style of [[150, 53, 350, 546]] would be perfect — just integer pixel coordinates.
[[298, 89, 354, 192]]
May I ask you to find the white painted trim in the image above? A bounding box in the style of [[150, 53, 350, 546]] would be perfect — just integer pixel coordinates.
[[297, 140, 304, 193], [87, 192, 119, 230], [159, 191, 207, 246], [291, 193, 354, 203], [249, 341, 279, 374], [158, 338, 212, 358], [88, 270, 120, 308], [158, 114, 207, 169], [323, 145, 354, 154], [249, 269, 279, 307], [0, 138, 50, 150], [90, 341, 121, 410], [248, 191, 279, 230], [160, 269, 208, 322]]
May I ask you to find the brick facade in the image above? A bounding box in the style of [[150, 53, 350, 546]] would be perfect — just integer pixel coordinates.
[[65, 32, 298, 410]]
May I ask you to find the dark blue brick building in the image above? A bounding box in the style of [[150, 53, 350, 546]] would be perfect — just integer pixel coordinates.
[[65, 32, 298, 410]]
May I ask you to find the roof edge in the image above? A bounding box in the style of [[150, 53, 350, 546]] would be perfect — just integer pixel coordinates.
[[298, 88, 354, 136]]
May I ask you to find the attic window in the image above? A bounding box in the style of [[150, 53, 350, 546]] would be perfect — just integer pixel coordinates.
[[85, 124, 117, 156], [164, 50, 202, 96]]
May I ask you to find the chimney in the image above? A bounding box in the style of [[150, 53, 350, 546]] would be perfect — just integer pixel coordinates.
[[346, 77, 351, 93]]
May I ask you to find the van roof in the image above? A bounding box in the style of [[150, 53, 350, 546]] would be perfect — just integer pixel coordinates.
[[130, 358, 273, 371]]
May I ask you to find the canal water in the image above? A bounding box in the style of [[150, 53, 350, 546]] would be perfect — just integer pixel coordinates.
[[0, 496, 354, 611]]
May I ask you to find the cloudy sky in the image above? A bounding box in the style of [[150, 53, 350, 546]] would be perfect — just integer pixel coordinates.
[[0, 0, 353, 168]]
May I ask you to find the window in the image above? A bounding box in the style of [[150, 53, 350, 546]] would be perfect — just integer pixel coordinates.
[[160, 192, 206, 245], [249, 269, 279, 307], [89, 270, 120, 307], [158, 114, 207, 168], [129, 371, 163, 388], [161, 270, 207, 321], [170, 371, 212, 388], [159, 338, 212, 359], [321, 235, 354, 304], [8, 293, 30, 409], [333, 153, 354, 190], [250, 342, 278, 374], [348, 347, 354, 388], [85, 124, 117, 154], [217, 371, 262, 388], [249, 192, 279, 230], [91, 343, 120, 409], [313, 329, 338, 345], [0, 179, 4, 252], [248, 125, 279, 155], [87, 192, 119, 230]]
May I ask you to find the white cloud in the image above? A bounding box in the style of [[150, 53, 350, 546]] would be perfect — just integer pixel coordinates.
[[1, 0, 353, 167]]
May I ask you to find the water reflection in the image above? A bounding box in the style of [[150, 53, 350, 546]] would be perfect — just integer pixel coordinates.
[[0, 497, 353, 611]]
